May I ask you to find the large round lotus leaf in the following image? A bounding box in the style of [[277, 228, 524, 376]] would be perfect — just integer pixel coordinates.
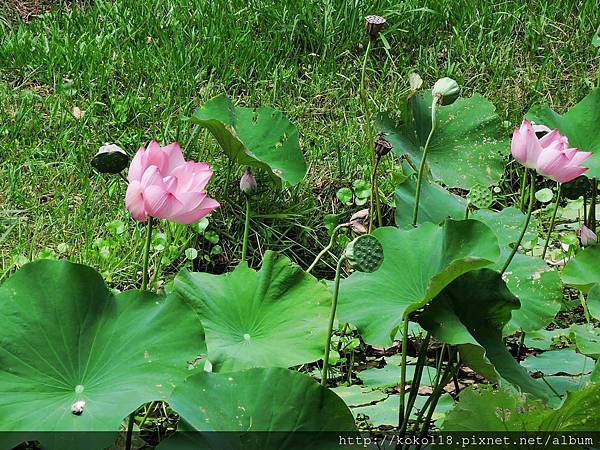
[[395, 174, 467, 228], [0, 260, 206, 449], [588, 283, 600, 321], [521, 349, 595, 376], [562, 245, 600, 292], [418, 269, 553, 401], [192, 94, 307, 186], [174, 250, 330, 372], [568, 324, 600, 358], [472, 208, 560, 334], [378, 92, 508, 189], [338, 219, 499, 347], [498, 252, 562, 335], [157, 368, 356, 450], [527, 88, 600, 179], [472, 207, 539, 249], [444, 383, 600, 432]]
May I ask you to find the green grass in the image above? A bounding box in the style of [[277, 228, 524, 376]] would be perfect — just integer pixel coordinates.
[[0, 0, 598, 286]]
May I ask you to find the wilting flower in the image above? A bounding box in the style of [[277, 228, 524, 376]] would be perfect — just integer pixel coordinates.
[[578, 224, 597, 247], [125, 141, 219, 224], [511, 120, 592, 183], [349, 208, 369, 234], [239, 167, 257, 196]]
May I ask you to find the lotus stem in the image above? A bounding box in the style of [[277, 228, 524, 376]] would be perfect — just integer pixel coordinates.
[[400, 332, 431, 434], [141, 216, 154, 291], [125, 411, 135, 450], [415, 349, 456, 448], [542, 182, 561, 259], [500, 171, 535, 275], [321, 255, 346, 386], [241, 195, 251, 262], [412, 100, 438, 227], [519, 167, 528, 211], [588, 178, 597, 234], [397, 315, 410, 432], [369, 155, 382, 233], [580, 291, 591, 324], [307, 223, 348, 274]]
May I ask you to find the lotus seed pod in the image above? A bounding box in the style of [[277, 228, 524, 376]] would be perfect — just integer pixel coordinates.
[[91, 144, 129, 174], [365, 15, 386, 41], [345, 234, 384, 273], [374, 135, 393, 157], [432, 77, 459, 106], [467, 183, 493, 209]]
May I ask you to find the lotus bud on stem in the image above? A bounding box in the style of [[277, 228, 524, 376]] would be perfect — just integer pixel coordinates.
[[321, 235, 383, 386], [240, 168, 256, 262]]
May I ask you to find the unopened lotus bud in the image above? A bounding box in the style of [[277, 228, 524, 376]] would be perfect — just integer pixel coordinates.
[[345, 234, 384, 273], [578, 224, 597, 247], [91, 144, 129, 174], [71, 400, 86, 416], [349, 209, 369, 234], [432, 77, 459, 106], [365, 15, 386, 41], [374, 135, 393, 157], [239, 168, 257, 196]]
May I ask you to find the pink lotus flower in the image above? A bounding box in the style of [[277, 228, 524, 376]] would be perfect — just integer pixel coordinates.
[[125, 141, 219, 224], [511, 120, 592, 183]]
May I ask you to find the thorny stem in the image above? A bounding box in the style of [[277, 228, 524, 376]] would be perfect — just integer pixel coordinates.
[[397, 316, 410, 432], [412, 99, 438, 227], [241, 195, 251, 262], [141, 216, 154, 291], [321, 255, 347, 386], [542, 182, 561, 259], [369, 155, 382, 233], [400, 332, 431, 434], [307, 223, 349, 274], [500, 171, 535, 275]]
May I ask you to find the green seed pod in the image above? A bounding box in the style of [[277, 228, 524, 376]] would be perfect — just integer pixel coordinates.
[[345, 234, 384, 273], [91, 144, 129, 174], [467, 183, 493, 209], [432, 77, 459, 106]]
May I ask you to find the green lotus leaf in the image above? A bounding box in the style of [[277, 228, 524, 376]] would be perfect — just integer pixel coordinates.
[[419, 269, 553, 400], [192, 94, 307, 185], [472, 208, 560, 334], [379, 92, 509, 189], [157, 368, 356, 450], [588, 283, 600, 321], [0, 260, 206, 449], [174, 251, 330, 372], [445, 382, 600, 432], [338, 219, 499, 347], [527, 88, 600, 179], [395, 174, 467, 228], [498, 252, 562, 335], [562, 245, 600, 292], [569, 323, 600, 358], [522, 349, 595, 376]]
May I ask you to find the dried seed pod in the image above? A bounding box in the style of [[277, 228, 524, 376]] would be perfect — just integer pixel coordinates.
[[365, 15, 386, 41], [91, 144, 129, 174], [374, 135, 393, 157], [345, 234, 384, 273]]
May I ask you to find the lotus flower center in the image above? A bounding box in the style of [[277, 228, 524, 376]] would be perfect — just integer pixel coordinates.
[[243, 333, 251, 341]]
